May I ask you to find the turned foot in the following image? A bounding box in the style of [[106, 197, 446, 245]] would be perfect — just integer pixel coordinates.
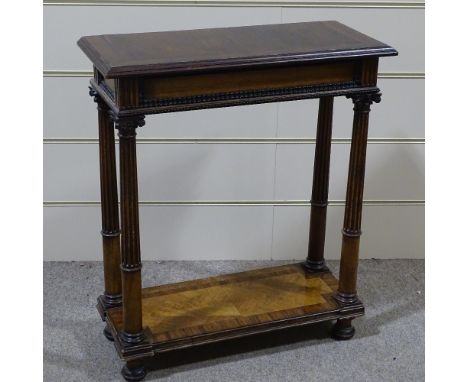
[[121, 360, 146, 382], [103, 324, 114, 341], [332, 318, 355, 340]]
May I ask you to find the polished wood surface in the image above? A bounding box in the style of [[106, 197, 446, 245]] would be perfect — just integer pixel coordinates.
[[107, 263, 363, 353], [81, 21, 395, 116], [336, 92, 381, 304], [79, 21, 397, 381], [91, 90, 122, 332], [305, 96, 334, 271], [78, 21, 396, 78], [139, 61, 355, 100], [116, 115, 147, 345], [96, 97, 121, 304]]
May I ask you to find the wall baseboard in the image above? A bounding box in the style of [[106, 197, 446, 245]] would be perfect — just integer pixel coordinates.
[[43, 1, 425, 10]]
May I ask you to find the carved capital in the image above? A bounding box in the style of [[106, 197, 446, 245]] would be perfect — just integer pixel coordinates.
[[89, 86, 110, 112], [88, 86, 99, 102], [112, 114, 145, 138], [346, 91, 381, 112]]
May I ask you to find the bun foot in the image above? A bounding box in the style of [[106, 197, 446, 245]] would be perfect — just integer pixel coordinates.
[[103, 325, 114, 341], [332, 318, 355, 340], [121, 361, 146, 382]]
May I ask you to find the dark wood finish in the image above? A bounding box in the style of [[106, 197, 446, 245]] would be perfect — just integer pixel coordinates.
[[106, 263, 363, 359], [360, 58, 379, 87], [138, 61, 355, 99], [81, 21, 395, 116], [114, 115, 148, 346], [115, 78, 140, 109], [89, 88, 122, 337], [103, 324, 114, 342], [332, 318, 355, 340], [304, 96, 334, 272], [122, 359, 146, 382], [336, 91, 381, 304], [78, 21, 396, 78], [78, 21, 397, 381], [93, 75, 375, 116]]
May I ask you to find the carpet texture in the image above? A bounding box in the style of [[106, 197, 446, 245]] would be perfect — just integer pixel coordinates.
[[44, 260, 424, 381]]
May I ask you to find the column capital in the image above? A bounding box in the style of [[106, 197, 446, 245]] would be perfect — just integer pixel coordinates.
[[88, 86, 108, 109], [111, 114, 146, 138], [88, 86, 99, 102], [346, 90, 381, 112]]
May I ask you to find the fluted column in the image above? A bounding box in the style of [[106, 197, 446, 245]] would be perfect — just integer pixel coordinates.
[[336, 91, 381, 304], [90, 88, 122, 312], [114, 114, 146, 345], [304, 96, 334, 271]]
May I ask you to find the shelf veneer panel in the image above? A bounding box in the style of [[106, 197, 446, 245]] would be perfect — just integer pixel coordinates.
[[107, 263, 363, 352]]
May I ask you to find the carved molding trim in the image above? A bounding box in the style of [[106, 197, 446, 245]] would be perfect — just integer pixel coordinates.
[[111, 114, 146, 137], [101, 229, 120, 238], [98, 293, 123, 310], [89, 85, 108, 109], [346, 90, 381, 112], [120, 264, 143, 272], [89, 85, 113, 115], [141, 81, 359, 109], [334, 291, 359, 305], [88, 86, 99, 102], [342, 228, 362, 237]]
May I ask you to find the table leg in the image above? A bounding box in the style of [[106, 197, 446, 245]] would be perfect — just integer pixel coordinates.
[[91, 89, 122, 341], [333, 91, 381, 340], [304, 96, 334, 272], [122, 359, 146, 382], [114, 115, 147, 349]]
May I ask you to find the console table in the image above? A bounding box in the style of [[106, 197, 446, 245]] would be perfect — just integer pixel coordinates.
[[78, 21, 397, 381]]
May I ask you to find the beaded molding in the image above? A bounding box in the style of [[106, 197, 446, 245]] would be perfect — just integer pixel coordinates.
[[140, 81, 359, 108]]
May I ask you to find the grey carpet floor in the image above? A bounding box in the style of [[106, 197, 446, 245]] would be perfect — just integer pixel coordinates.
[[44, 260, 424, 382]]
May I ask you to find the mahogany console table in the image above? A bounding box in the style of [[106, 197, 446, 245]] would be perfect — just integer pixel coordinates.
[[78, 21, 397, 381]]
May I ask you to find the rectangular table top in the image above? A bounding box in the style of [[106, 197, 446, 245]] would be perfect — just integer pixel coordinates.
[[78, 21, 397, 78]]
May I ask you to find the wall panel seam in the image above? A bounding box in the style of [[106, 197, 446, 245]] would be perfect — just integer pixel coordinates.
[[43, 200, 425, 206], [43, 138, 425, 144], [43, 1, 425, 9]]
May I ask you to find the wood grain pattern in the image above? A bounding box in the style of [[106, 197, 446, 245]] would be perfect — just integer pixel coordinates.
[[115, 115, 147, 345], [140, 62, 355, 100], [336, 91, 381, 304], [82, 22, 396, 116], [360, 58, 379, 87], [305, 96, 334, 271], [79, 22, 397, 379], [77, 21, 396, 78], [90, 88, 122, 319], [107, 263, 363, 353]]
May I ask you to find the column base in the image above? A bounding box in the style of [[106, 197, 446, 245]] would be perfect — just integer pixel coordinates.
[[334, 291, 358, 305], [119, 330, 147, 345], [97, 294, 122, 320], [302, 259, 328, 272], [101, 293, 122, 308], [332, 318, 355, 340]]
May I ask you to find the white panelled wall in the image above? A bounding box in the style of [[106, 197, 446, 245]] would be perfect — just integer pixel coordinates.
[[43, 1, 425, 261]]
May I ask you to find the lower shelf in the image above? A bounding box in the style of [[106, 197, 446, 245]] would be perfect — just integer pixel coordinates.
[[106, 263, 364, 357]]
